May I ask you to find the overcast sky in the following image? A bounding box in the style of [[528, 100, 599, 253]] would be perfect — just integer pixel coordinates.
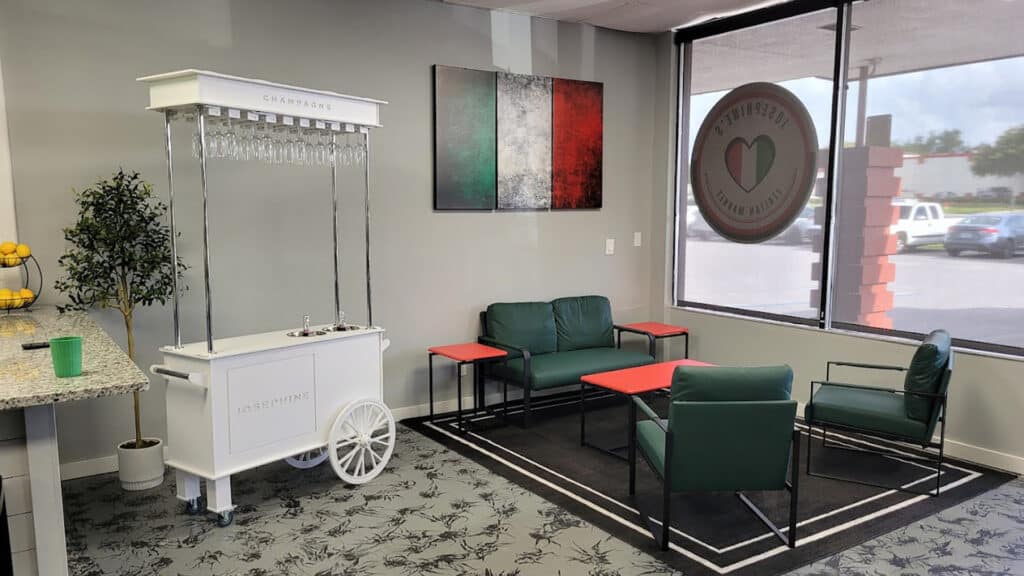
[[690, 56, 1024, 151]]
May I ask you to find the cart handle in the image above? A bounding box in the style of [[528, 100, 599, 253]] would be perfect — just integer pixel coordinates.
[[150, 365, 206, 389]]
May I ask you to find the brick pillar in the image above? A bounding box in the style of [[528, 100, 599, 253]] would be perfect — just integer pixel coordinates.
[[829, 146, 902, 328]]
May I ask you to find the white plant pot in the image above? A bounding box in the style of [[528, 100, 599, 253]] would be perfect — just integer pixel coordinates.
[[117, 437, 164, 491]]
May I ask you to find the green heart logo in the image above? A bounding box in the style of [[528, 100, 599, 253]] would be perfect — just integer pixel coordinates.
[[725, 135, 775, 193]]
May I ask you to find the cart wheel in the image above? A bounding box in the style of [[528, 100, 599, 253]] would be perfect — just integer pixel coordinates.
[[284, 447, 328, 469], [216, 511, 234, 527], [184, 496, 205, 516], [328, 398, 395, 485]]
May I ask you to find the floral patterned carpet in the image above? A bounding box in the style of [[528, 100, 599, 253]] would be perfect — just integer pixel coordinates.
[[62, 424, 1023, 575], [788, 476, 1024, 575], [64, 425, 681, 576]]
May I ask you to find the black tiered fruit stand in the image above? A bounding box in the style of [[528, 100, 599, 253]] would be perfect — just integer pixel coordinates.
[[1, 254, 42, 313]]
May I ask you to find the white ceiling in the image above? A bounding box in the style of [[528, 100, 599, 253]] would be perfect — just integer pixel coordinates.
[[441, 0, 789, 33]]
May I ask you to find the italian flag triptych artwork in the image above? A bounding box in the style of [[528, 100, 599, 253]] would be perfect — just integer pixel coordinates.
[[433, 65, 603, 211]]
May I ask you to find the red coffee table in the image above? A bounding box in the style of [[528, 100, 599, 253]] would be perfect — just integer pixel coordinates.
[[428, 343, 508, 432], [580, 359, 714, 491], [615, 322, 690, 359]]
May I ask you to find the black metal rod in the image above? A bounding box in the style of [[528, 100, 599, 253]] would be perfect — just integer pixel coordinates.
[[457, 361, 463, 433], [629, 398, 637, 495], [737, 492, 789, 547], [674, 0, 846, 44], [428, 353, 434, 421], [818, 1, 852, 328], [789, 429, 800, 548]]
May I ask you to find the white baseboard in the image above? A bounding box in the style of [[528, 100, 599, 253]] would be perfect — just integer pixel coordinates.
[[390, 395, 478, 422], [59, 398, 1023, 480], [60, 454, 119, 481]]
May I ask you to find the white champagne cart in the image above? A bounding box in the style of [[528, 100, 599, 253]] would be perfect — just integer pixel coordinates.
[[139, 70, 394, 526]]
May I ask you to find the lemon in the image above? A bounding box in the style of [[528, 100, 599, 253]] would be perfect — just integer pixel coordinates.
[[19, 288, 34, 303], [15, 244, 30, 258], [0, 242, 14, 255], [7, 293, 22, 308], [0, 288, 11, 309], [2, 253, 21, 267]]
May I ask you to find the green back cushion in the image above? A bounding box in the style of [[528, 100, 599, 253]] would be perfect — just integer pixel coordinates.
[[671, 365, 793, 402], [551, 295, 614, 351], [904, 330, 951, 422], [486, 302, 557, 355], [670, 400, 797, 491]]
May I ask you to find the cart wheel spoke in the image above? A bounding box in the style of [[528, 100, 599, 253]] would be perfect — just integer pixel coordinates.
[[329, 399, 395, 485], [284, 447, 328, 469]]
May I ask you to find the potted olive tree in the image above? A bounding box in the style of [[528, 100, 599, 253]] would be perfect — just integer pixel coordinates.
[[55, 169, 185, 491]]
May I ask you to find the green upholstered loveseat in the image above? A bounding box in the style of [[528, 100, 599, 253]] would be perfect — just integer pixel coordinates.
[[479, 296, 654, 426]]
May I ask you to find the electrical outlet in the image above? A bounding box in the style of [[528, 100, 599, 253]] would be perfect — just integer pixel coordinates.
[[633, 232, 642, 247], [460, 365, 468, 376], [605, 238, 615, 255]]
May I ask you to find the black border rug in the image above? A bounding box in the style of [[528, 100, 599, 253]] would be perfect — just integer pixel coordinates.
[[406, 391, 1015, 576]]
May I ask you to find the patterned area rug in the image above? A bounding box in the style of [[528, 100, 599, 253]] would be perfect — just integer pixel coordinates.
[[789, 477, 1024, 575], [408, 392, 1016, 576], [63, 425, 681, 575]]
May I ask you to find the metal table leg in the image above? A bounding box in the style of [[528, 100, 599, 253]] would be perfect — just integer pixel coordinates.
[[629, 398, 637, 494], [456, 361, 464, 433], [428, 353, 435, 421]]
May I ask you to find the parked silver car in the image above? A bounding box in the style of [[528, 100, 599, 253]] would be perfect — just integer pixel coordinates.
[[688, 206, 820, 244], [943, 211, 1024, 258]]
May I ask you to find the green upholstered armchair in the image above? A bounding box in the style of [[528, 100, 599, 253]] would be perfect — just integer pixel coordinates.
[[804, 329, 953, 497], [630, 365, 799, 550]]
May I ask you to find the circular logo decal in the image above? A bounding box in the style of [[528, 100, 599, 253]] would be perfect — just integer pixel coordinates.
[[691, 82, 818, 243]]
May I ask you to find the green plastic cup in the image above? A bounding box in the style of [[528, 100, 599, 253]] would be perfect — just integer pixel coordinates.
[[49, 336, 82, 378]]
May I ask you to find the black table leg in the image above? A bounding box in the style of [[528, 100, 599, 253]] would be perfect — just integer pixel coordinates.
[[580, 382, 587, 446], [428, 353, 435, 421], [457, 361, 464, 433], [629, 396, 637, 495]]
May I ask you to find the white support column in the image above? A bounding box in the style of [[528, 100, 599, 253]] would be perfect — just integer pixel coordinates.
[[24, 405, 68, 576]]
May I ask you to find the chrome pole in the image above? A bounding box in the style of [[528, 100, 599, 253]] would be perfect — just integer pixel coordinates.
[[331, 132, 341, 327], [197, 107, 214, 353], [362, 130, 373, 327], [164, 110, 182, 348]]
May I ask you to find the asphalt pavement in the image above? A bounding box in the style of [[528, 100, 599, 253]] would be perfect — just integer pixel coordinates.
[[680, 239, 1024, 349]]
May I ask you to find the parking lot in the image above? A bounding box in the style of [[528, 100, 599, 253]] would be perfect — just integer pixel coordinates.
[[681, 239, 1024, 349]]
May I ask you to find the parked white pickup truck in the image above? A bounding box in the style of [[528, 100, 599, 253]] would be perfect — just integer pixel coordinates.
[[891, 200, 961, 252]]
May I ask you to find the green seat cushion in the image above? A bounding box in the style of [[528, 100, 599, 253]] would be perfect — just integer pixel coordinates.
[[490, 347, 653, 390], [636, 419, 669, 478], [486, 302, 557, 355], [551, 295, 614, 351], [806, 385, 927, 442], [904, 330, 951, 422], [672, 365, 793, 402]]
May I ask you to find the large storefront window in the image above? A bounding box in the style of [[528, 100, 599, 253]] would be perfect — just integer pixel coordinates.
[[679, 9, 835, 323], [829, 0, 1024, 352], [675, 0, 1024, 355]]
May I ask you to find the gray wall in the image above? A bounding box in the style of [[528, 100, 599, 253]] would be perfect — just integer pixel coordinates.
[[0, 0, 660, 465]]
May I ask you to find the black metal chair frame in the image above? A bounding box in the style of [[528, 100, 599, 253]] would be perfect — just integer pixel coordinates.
[[804, 358, 951, 498], [476, 311, 654, 427], [629, 397, 800, 551]]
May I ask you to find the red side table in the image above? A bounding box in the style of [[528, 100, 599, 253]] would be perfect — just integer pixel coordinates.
[[428, 343, 508, 432], [615, 321, 689, 359]]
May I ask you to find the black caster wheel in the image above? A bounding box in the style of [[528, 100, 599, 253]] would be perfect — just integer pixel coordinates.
[[216, 511, 234, 527], [183, 496, 204, 516]]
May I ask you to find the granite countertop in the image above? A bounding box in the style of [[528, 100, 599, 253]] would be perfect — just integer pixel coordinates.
[[0, 307, 148, 410]]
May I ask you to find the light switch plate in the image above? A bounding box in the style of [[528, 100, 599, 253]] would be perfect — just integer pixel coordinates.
[[633, 232, 642, 247], [605, 238, 615, 255]]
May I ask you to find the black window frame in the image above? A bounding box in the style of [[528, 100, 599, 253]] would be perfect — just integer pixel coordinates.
[[671, 0, 1024, 358]]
